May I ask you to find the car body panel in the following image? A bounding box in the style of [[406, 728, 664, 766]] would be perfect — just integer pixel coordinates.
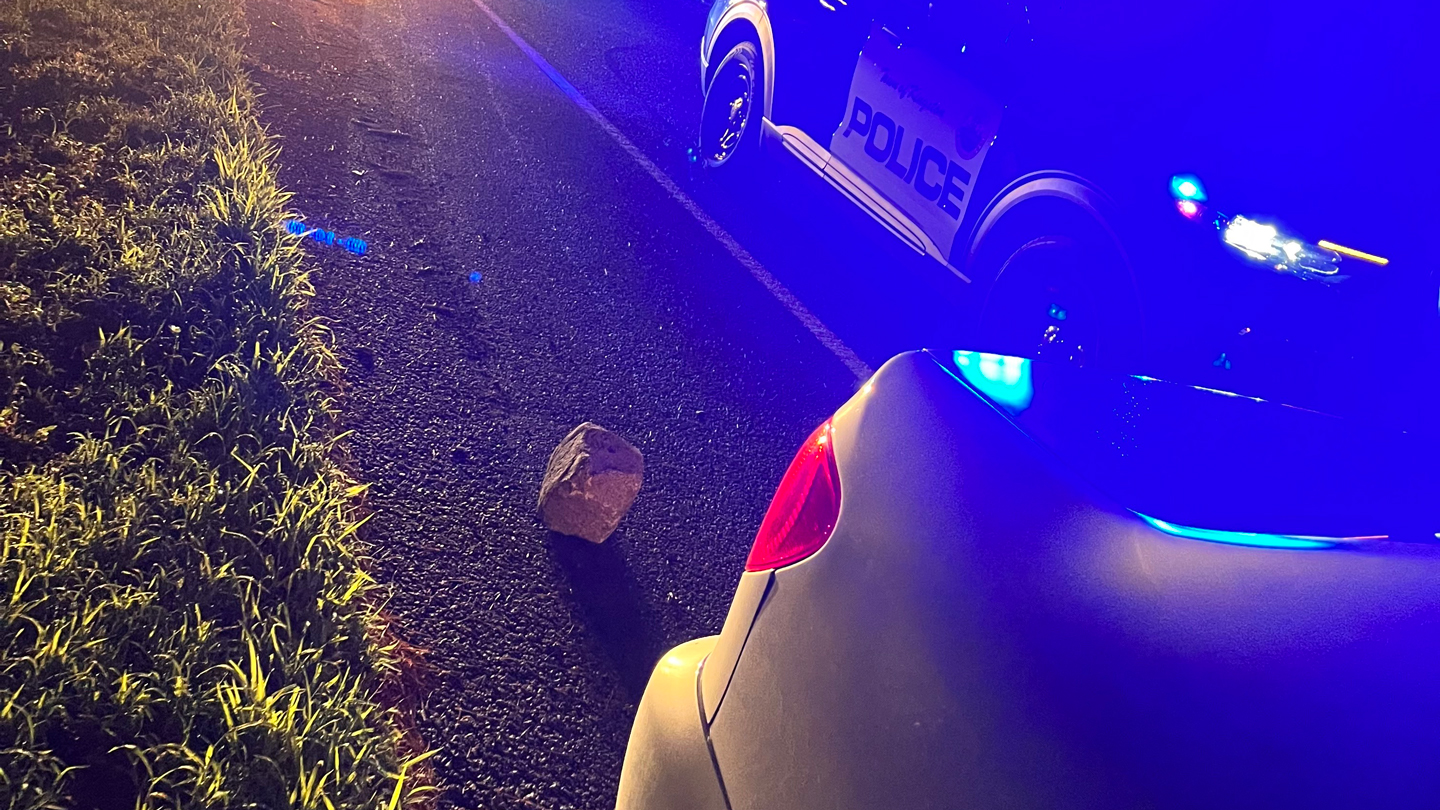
[[614, 636, 727, 810], [763, 120, 966, 278], [759, 0, 874, 142], [964, 172, 1127, 276], [706, 351, 1440, 809], [828, 20, 1003, 260], [700, 569, 772, 722]]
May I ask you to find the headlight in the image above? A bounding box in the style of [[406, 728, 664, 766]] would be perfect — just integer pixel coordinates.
[[1169, 173, 1388, 284], [1221, 215, 1343, 283]]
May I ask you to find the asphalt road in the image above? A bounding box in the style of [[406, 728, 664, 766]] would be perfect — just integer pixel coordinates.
[[243, 0, 980, 807]]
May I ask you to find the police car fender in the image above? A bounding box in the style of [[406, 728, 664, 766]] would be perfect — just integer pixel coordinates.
[[704, 0, 775, 121], [964, 172, 1130, 279], [828, 24, 1002, 260]]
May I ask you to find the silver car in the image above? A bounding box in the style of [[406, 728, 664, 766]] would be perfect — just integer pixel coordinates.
[[616, 350, 1440, 809]]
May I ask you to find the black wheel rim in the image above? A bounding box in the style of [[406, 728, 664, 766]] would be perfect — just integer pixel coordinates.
[[702, 62, 753, 166]]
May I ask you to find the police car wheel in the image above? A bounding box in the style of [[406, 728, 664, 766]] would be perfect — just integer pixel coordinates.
[[977, 234, 1142, 370], [700, 42, 761, 168]]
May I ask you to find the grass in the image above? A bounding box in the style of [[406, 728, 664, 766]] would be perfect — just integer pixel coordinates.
[[0, 0, 431, 807]]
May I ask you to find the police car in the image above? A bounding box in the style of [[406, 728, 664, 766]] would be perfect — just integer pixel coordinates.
[[694, 0, 1438, 422]]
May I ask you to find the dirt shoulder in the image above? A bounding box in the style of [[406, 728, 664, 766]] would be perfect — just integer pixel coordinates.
[[241, 0, 856, 807]]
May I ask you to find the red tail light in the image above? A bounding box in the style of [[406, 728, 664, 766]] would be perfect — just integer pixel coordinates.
[[745, 420, 842, 572]]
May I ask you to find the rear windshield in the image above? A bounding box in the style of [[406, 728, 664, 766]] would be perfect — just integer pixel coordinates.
[[948, 351, 1440, 541]]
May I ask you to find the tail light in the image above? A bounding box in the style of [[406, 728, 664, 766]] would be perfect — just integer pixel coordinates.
[[745, 420, 842, 572]]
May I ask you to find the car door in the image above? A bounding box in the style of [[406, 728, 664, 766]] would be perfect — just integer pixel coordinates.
[[826, 0, 1016, 265], [765, 0, 878, 141]]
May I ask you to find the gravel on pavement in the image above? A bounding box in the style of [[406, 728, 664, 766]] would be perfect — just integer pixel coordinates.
[[243, 0, 862, 807]]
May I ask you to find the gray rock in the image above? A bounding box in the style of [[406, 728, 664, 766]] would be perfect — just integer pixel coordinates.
[[538, 422, 644, 543]]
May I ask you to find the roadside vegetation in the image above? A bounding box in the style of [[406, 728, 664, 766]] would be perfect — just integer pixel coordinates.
[[0, 0, 429, 807]]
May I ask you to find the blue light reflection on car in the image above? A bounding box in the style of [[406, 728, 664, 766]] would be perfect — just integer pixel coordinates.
[[953, 350, 1033, 414], [947, 354, 1406, 550], [1135, 513, 1340, 550]]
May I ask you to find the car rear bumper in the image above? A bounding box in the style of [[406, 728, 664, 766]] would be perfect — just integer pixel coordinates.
[[614, 636, 728, 810]]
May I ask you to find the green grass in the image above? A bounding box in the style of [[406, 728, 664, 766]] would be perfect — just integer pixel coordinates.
[[0, 0, 431, 807]]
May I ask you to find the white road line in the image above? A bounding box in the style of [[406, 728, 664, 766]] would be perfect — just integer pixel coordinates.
[[469, 0, 874, 383]]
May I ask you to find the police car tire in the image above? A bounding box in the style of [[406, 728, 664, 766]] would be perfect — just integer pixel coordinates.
[[975, 223, 1143, 371], [701, 41, 762, 169]]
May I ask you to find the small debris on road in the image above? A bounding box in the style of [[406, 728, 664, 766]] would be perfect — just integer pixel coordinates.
[[365, 160, 417, 180], [353, 345, 376, 370], [538, 423, 643, 543], [284, 219, 368, 255], [351, 117, 414, 140]]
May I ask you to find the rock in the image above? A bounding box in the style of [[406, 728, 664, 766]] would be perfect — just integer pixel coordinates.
[[538, 423, 644, 543]]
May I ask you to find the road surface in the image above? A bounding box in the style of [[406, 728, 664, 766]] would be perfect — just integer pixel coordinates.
[[243, 0, 979, 806]]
